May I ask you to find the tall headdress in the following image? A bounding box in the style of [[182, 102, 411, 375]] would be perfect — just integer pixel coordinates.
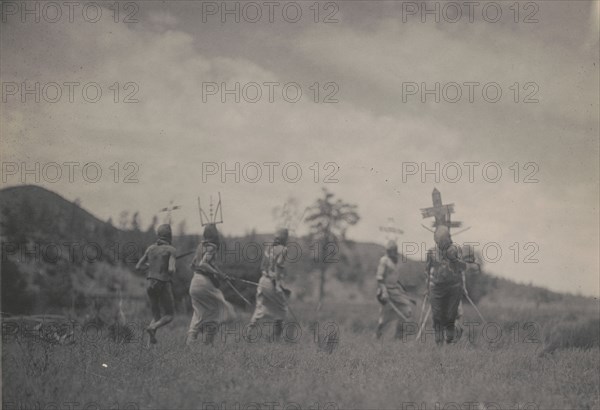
[[420, 188, 470, 236], [379, 217, 404, 242], [158, 200, 182, 224], [198, 193, 223, 246]]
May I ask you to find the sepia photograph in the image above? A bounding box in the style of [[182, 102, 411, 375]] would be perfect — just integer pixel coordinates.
[[1, 1, 599, 409]]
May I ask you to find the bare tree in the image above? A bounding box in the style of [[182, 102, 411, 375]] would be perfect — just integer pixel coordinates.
[[272, 196, 305, 234]]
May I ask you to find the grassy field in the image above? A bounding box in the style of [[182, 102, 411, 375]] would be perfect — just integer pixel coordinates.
[[2, 299, 599, 410]]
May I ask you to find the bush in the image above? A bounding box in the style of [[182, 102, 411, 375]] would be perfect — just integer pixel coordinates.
[[1, 258, 34, 314], [541, 317, 600, 354]]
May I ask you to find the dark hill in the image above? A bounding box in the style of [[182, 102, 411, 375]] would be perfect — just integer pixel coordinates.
[[1, 185, 590, 315], [0, 185, 151, 315]]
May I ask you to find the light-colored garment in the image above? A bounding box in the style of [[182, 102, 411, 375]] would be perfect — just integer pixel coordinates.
[[457, 300, 464, 320], [187, 274, 236, 339], [376, 255, 401, 286], [191, 243, 219, 278], [250, 276, 288, 323], [261, 244, 287, 281], [378, 297, 413, 330], [376, 255, 413, 332], [250, 243, 289, 323], [376, 255, 413, 304], [187, 243, 235, 341]]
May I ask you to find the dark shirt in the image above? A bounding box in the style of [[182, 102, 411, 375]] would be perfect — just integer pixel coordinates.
[[142, 239, 176, 282], [427, 243, 464, 285]]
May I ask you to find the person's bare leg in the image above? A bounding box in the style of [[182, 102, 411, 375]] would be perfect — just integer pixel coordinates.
[[151, 315, 173, 330], [146, 284, 162, 345], [147, 282, 175, 344]]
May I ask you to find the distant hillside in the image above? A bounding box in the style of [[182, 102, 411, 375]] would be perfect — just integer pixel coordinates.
[[1, 185, 590, 316], [0, 185, 151, 316], [0, 184, 152, 249]]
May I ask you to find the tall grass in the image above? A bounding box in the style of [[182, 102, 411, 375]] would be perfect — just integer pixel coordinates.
[[2, 300, 598, 410]]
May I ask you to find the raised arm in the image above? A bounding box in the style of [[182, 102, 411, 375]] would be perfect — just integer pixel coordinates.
[[135, 247, 150, 271], [260, 245, 271, 275], [274, 246, 287, 280]]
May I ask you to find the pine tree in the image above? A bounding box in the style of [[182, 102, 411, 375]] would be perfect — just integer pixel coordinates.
[[304, 188, 360, 308]]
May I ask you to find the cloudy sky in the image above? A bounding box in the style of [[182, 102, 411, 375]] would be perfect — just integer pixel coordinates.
[[1, 1, 598, 296]]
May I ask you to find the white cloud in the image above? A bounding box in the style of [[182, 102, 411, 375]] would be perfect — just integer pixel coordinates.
[[1, 2, 598, 296]]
